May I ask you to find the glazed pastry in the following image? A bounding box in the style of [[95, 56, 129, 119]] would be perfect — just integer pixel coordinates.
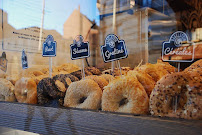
[[64, 79, 102, 110]]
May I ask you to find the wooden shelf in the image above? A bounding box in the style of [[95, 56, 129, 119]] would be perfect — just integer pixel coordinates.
[[0, 102, 201, 135]]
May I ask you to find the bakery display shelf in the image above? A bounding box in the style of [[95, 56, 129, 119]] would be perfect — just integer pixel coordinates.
[[0, 102, 201, 135]]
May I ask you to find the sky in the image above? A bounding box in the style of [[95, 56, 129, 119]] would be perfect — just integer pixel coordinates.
[[0, 0, 100, 35]]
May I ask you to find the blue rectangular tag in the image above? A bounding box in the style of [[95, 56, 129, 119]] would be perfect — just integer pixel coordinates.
[[101, 34, 128, 63], [70, 35, 90, 60], [42, 35, 57, 57]]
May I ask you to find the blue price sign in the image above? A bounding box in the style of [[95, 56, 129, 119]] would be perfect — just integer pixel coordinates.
[[70, 35, 90, 60], [42, 35, 57, 57], [162, 31, 194, 62], [22, 49, 28, 69], [101, 34, 128, 63], [0, 52, 7, 72]]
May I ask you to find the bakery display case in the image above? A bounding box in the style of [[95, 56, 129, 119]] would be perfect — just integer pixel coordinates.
[[0, 0, 201, 134]]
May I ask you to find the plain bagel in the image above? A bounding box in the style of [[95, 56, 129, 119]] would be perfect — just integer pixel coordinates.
[[0, 78, 16, 102], [64, 79, 102, 110], [14, 77, 37, 104], [102, 76, 149, 114]]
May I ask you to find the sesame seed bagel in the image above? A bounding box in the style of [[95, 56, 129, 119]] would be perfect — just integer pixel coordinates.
[[184, 59, 202, 72], [149, 72, 202, 119]]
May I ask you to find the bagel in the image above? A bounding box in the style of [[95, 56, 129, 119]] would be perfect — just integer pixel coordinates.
[[70, 69, 92, 80], [14, 77, 37, 104], [53, 74, 79, 93], [184, 59, 202, 72], [102, 76, 149, 114], [102, 67, 131, 76], [85, 75, 108, 91], [19, 68, 44, 78], [100, 74, 115, 83], [85, 67, 101, 75], [57, 63, 79, 73], [149, 72, 202, 119], [6, 74, 19, 85], [0, 72, 6, 79], [0, 78, 16, 102], [33, 75, 49, 85], [41, 66, 59, 75], [156, 60, 176, 73], [127, 70, 156, 96], [37, 77, 64, 106], [64, 79, 102, 110], [135, 63, 168, 82], [184, 69, 202, 82]]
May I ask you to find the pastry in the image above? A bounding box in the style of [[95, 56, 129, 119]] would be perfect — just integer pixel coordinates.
[[102, 76, 149, 114], [0, 78, 16, 102], [64, 79, 102, 110]]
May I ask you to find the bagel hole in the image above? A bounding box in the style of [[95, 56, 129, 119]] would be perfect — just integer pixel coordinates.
[[22, 89, 28, 96], [170, 93, 187, 111], [119, 98, 128, 106], [79, 97, 87, 104]]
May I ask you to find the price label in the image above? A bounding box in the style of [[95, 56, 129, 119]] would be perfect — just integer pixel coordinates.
[[42, 35, 57, 57], [101, 34, 128, 63], [0, 52, 8, 72], [162, 31, 195, 62], [22, 49, 28, 69], [70, 35, 90, 60]]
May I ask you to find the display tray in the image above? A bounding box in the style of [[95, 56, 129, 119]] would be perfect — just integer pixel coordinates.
[[0, 102, 201, 135]]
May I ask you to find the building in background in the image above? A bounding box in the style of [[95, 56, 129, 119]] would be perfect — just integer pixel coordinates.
[[96, 0, 201, 68], [97, 0, 177, 68], [63, 6, 99, 67]]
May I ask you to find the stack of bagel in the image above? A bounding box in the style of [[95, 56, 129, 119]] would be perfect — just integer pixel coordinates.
[[0, 63, 80, 104], [101, 60, 176, 114], [62, 60, 175, 114], [0, 59, 201, 120]]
